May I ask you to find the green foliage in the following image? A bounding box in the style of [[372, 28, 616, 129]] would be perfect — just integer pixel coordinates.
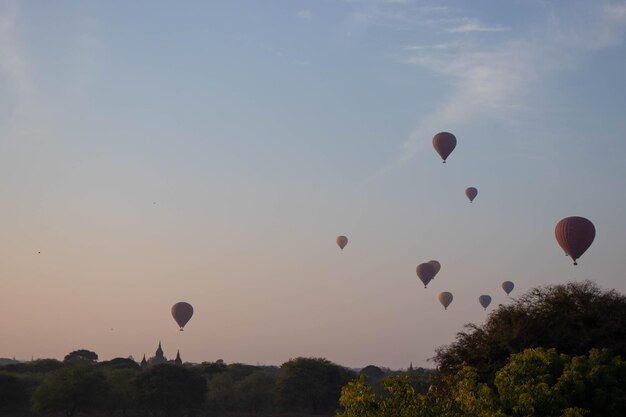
[[426, 366, 503, 417], [207, 371, 237, 410], [336, 349, 625, 417], [337, 375, 379, 417], [495, 347, 626, 417], [435, 281, 626, 382], [32, 362, 108, 416], [495, 348, 570, 417], [103, 367, 140, 414], [236, 370, 277, 413], [377, 375, 424, 417], [276, 357, 356, 413], [405, 367, 437, 394], [135, 363, 206, 414]]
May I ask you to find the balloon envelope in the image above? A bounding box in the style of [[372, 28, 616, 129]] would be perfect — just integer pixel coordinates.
[[502, 281, 514, 296], [336, 235, 348, 251], [555, 216, 595, 265], [479, 295, 492, 310], [432, 132, 457, 163], [171, 302, 194, 331], [439, 292, 453, 310], [416, 263, 436, 288], [428, 260, 441, 276], [465, 187, 478, 203]]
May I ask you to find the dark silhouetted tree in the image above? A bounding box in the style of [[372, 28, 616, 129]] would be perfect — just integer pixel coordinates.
[[237, 371, 277, 413], [98, 357, 141, 371], [64, 349, 98, 364], [276, 357, 355, 414], [104, 368, 140, 416], [2, 359, 64, 373], [435, 281, 626, 382], [0, 374, 29, 411], [135, 364, 206, 415], [32, 363, 108, 416]]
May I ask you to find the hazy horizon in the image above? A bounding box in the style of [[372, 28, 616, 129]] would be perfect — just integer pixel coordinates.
[[2, 0, 626, 370]]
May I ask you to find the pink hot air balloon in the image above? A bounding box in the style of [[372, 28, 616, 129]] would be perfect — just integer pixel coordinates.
[[432, 132, 457, 163], [555, 216, 595, 265], [465, 187, 478, 203], [438, 292, 453, 310], [336, 235, 348, 251], [416, 263, 436, 288], [171, 302, 194, 331]]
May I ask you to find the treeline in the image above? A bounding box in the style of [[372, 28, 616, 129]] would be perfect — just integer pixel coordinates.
[[5, 281, 623, 417], [336, 281, 626, 417], [0, 354, 433, 416]]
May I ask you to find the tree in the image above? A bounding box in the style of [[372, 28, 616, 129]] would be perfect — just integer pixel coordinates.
[[405, 367, 437, 394], [2, 359, 64, 373], [206, 372, 237, 410], [495, 348, 570, 417], [64, 349, 99, 364], [276, 357, 356, 414], [32, 362, 108, 416], [98, 357, 141, 371], [556, 348, 626, 416], [337, 375, 379, 417], [0, 373, 29, 410], [237, 371, 277, 413], [135, 364, 206, 415], [104, 368, 140, 415], [435, 281, 626, 382]]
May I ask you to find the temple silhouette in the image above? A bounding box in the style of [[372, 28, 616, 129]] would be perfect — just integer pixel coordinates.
[[140, 341, 182, 368]]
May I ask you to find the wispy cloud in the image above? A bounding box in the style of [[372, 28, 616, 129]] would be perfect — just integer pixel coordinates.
[[395, 1, 626, 165], [448, 22, 510, 33], [297, 9, 313, 20], [403, 41, 465, 50], [0, 1, 34, 119]]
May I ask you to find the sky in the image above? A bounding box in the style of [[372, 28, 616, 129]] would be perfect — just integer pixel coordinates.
[[1, 0, 626, 370]]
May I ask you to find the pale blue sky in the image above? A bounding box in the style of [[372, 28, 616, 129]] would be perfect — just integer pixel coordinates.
[[1, 0, 626, 369]]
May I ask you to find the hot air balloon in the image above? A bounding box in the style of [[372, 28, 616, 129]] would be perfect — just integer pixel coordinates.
[[416, 263, 436, 288], [432, 132, 457, 163], [555, 216, 595, 265], [479, 295, 492, 310], [336, 235, 348, 251], [439, 292, 453, 310], [171, 302, 194, 331], [465, 187, 478, 203], [502, 281, 514, 296], [428, 260, 441, 277]]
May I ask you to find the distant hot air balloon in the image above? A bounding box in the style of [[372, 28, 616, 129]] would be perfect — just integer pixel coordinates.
[[478, 295, 492, 310], [171, 302, 194, 331], [439, 292, 453, 310], [465, 187, 478, 203], [428, 260, 441, 277], [502, 281, 514, 296], [555, 216, 595, 265], [416, 263, 436, 288], [336, 235, 348, 251], [432, 132, 457, 163]]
